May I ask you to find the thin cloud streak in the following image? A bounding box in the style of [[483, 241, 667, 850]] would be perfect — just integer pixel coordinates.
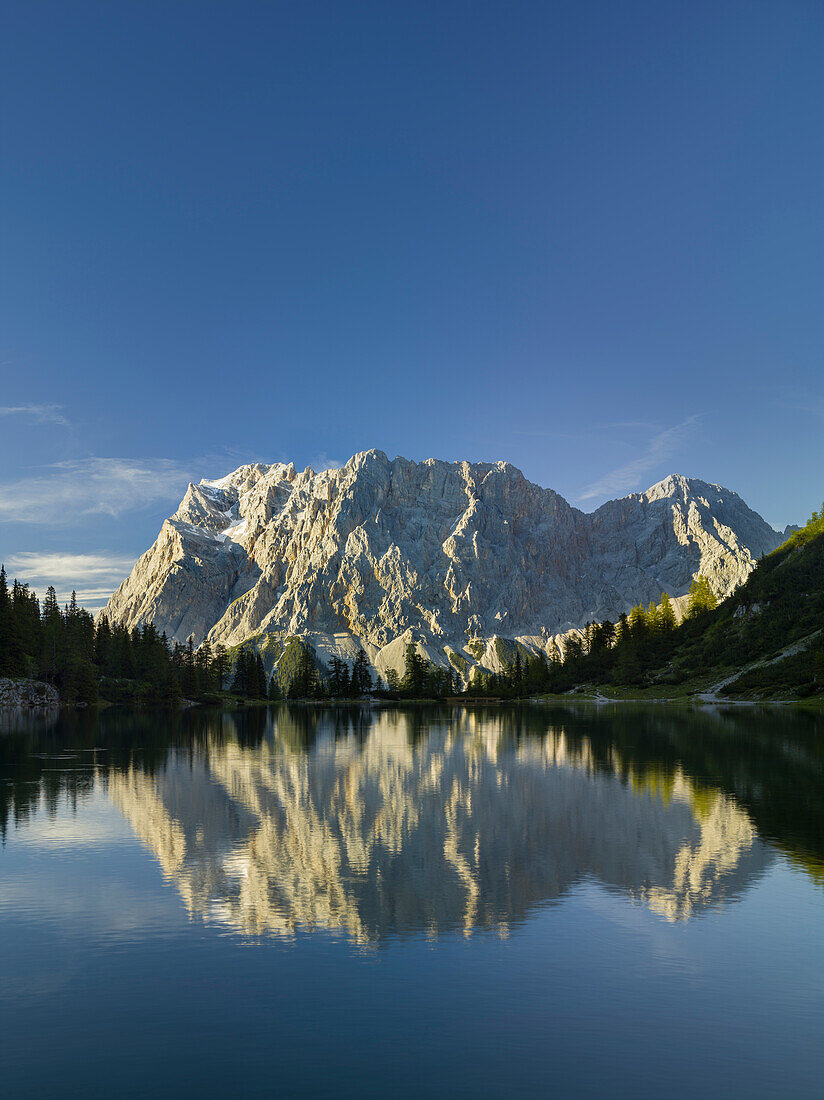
[[305, 452, 345, 472], [0, 403, 71, 427], [4, 552, 137, 612], [0, 449, 275, 526], [0, 457, 197, 524], [578, 416, 702, 502], [4, 551, 137, 583]]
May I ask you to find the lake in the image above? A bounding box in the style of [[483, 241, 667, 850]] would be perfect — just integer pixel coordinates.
[[1, 703, 823, 1099]]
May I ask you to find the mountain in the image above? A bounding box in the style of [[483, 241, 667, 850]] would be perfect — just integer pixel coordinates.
[[712, 520, 824, 696], [530, 511, 824, 699], [102, 450, 783, 681], [649, 516, 824, 698]]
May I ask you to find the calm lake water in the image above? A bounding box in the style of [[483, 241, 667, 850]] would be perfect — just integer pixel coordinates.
[[1, 703, 823, 1099]]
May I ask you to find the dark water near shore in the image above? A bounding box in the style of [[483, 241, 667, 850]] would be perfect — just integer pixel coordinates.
[[1, 703, 823, 1099]]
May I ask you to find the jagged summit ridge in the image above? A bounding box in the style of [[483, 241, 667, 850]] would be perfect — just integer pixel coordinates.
[[102, 450, 783, 679]]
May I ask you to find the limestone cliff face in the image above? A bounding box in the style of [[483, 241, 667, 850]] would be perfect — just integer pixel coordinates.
[[102, 451, 782, 676]]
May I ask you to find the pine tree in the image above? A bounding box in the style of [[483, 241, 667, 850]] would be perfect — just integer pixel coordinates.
[[0, 568, 26, 676], [196, 639, 213, 691], [686, 575, 718, 617], [180, 636, 199, 698], [254, 654, 267, 698], [93, 612, 111, 666], [41, 586, 63, 681], [352, 649, 371, 696], [214, 644, 229, 690], [329, 656, 341, 696], [402, 641, 425, 696], [287, 643, 316, 699], [231, 649, 249, 696], [659, 592, 677, 632], [628, 604, 649, 639]]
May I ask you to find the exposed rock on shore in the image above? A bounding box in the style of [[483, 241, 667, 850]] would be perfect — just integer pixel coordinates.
[[0, 678, 60, 710]]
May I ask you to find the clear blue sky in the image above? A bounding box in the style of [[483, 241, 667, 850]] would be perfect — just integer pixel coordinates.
[[1, 1, 823, 607]]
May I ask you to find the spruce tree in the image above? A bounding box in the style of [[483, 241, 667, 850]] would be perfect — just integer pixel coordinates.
[[659, 592, 677, 632], [214, 644, 229, 690], [231, 649, 249, 696], [254, 654, 267, 698], [686, 575, 718, 617], [0, 569, 26, 676], [403, 641, 425, 696], [628, 604, 648, 639], [329, 656, 343, 696], [352, 649, 371, 695]]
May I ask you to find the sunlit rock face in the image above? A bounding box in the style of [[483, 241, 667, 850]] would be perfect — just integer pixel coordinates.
[[107, 712, 770, 943], [101, 452, 782, 678]]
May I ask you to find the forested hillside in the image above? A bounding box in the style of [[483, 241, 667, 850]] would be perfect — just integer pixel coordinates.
[[483, 505, 824, 700]]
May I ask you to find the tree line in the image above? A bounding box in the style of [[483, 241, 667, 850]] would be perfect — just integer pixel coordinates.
[[0, 565, 722, 704], [0, 568, 232, 704], [466, 576, 718, 697], [0, 567, 380, 704], [5, 525, 820, 705]]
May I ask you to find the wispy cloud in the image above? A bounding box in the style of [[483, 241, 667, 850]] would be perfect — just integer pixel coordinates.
[[3, 552, 137, 612], [0, 403, 71, 427], [578, 416, 702, 501], [305, 452, 345, 472], [0, 457, 196, 524]]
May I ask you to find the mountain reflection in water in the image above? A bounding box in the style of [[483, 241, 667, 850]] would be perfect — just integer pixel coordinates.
[[97, 707, 770, 943], [4, 703, 824, 1100]]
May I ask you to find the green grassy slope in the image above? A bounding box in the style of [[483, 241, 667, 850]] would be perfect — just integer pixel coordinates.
[[652, 522, 824, 696]]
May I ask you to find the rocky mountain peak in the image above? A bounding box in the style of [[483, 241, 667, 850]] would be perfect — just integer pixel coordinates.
[[102, 452, 783, 682]]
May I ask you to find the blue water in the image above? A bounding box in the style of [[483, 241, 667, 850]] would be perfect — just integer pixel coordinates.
[[1, 704, 823, 1099]]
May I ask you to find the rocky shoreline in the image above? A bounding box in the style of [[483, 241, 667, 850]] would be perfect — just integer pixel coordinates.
[[0, 678, 61, 710]]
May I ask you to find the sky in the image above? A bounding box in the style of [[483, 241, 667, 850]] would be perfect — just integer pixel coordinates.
[[1, 1, 823, 610]]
